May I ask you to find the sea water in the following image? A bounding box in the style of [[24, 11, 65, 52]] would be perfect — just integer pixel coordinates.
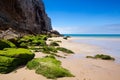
[[63, 34, 120, 63], [63, 34, 120, 38]]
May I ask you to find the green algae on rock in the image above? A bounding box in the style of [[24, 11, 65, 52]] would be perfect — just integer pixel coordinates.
[[86, 54, 115, 60], [0, 39, 16, 50], [27, 56, 74, 79], [0, 48, 34, 73]]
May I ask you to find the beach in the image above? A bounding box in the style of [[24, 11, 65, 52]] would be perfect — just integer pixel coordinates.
[[0, 37, 120, 80]]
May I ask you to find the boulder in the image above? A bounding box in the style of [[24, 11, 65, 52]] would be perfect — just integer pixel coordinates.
[[0, 48, 35, 73]]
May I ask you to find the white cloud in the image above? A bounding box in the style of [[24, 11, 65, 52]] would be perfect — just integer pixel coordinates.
[[54, 27, 85, 34], [53, 24, 120, 34]]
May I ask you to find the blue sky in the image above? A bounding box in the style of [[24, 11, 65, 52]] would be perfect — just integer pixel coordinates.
[[43, 0, 120, 34]]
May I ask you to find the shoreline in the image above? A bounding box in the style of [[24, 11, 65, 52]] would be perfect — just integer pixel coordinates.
[[69, 37, 120, 62], [0, 37, 120, 80]]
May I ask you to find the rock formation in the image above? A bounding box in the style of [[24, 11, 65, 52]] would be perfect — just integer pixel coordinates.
[[0, 0, 52, 35]]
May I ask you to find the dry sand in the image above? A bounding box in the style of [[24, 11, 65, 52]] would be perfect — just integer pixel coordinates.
[[0, 37, 120, 80]]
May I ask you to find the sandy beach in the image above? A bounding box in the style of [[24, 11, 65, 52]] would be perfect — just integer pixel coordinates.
[[0, 37, 120, 80]]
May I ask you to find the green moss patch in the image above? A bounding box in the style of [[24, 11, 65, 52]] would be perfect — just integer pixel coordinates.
[[0, 48, 34, 73], [27, 56, 74, 79], [39, 46, 58, 54], [86, 54, 115, 60], [57, 47, 74, 54], [17, 35, 48, 48], [0, 66, 16, 74], [49, 41, 60, 46], [0, 48, 34, 61], [31, 46, 74, 58], [0, 56, 20, 66], [0, 39, 16, 50]]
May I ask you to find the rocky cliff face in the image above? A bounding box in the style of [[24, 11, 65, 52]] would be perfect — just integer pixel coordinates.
[[0, 0, 52, 35]]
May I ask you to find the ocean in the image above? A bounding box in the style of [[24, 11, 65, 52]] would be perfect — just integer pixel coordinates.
[[63, 34, 120, 38], [63, 34, 120, 63]]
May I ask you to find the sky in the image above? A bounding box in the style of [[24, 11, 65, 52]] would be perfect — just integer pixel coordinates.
[[43, 0, 120, 34]]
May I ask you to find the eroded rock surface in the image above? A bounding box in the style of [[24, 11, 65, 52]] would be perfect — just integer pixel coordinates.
[[0, 0, 52, 35]]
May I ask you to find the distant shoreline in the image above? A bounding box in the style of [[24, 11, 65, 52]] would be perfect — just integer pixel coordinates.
[[63, 34, 120, 38]]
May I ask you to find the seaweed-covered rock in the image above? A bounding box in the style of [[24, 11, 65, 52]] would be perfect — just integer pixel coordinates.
[[0, 66, 16, 74], [39, 46, 58, 54], [49, 41, 59, 46], [0, 48, 34, 73], [27, 56, 74, 79], [0, 39, 16, 50], [0, 56, 20, 67], [86, 54, 115, 60], [94, 54, 115, 60], [18, 35, 47, 47], [57, 47, 74, 54], [1, 48, 35, 61]]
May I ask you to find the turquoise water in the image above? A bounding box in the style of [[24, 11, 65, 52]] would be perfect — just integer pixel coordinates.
[[63, 34, 120, 38]]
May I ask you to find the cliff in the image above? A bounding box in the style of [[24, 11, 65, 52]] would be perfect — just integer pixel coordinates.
[[0, 0, 52, 35]]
